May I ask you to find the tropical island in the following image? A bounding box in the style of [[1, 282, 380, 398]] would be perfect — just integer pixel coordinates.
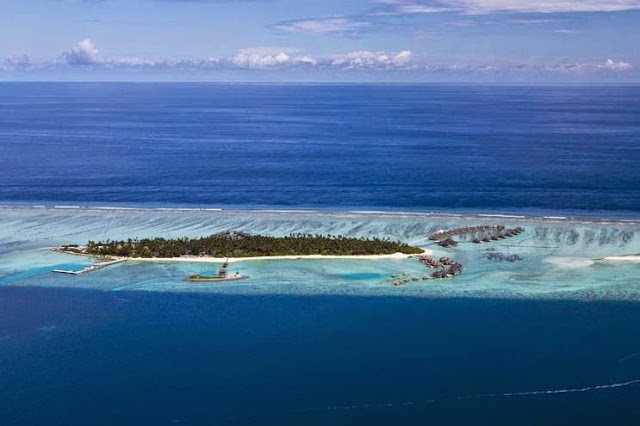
[[66, 231, 424, 259], [53, 232, 426, 282], [52, 225, 526, 283]]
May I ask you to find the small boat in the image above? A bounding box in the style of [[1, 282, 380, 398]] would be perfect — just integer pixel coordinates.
[[188, 273, 248, 283], [188, 259, 247, 282]]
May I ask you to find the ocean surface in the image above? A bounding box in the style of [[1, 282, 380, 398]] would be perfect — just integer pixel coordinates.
[[1, 83, 639, 215], [2, 287, 640, 425], [1, 207, 639, 424], [1, 83, 639, 424]]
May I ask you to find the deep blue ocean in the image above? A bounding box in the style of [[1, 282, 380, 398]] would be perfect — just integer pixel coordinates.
[[1, 83, 639, 215], [1, 83, 640, 425], [2, 287, 640, 425]]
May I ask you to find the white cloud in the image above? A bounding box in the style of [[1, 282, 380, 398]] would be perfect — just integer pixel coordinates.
[[2, 39, 632, 80], [56, 39, 225, 69], [330, 50, 414, 68], [374, 57, 634, 75], [297, 55, 318, 66], [375, 1, 451, 14], [600, 58, 632, 70], [273, 16, 370, 35], [109, 57, 164, 67], [228, 48, 413, 69], [60, 38, 100, 65], [230, 47, 298, 69], [491, 58, 633, 73], [3, 55, 32, 69], [376, 0, 640, 14], [393, 50, 413, 65], [553, 29, 581, 34], [507, 18, 563, 24]]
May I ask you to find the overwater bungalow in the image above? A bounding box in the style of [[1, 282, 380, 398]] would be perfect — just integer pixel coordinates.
[[437, 238, 459, 248]]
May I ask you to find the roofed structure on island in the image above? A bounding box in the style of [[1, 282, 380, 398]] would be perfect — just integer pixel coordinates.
[[210, 231, 253, 240]]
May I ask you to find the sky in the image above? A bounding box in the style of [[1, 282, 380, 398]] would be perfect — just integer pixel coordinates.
[[1, 0, 639, 82]]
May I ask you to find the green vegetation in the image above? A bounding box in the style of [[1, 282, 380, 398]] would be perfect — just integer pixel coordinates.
[[85, 233, 423, 258]]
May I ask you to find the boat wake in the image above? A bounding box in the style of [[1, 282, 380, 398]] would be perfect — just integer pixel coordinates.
[[322, 379, 640, 412], [232, 378, 640, 420]]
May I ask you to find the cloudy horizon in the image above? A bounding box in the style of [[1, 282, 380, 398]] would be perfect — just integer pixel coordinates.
[[1, 0, 638, 82]]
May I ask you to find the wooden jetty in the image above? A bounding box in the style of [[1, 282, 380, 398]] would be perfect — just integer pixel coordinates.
[[429, 225, 502, 242], [472, 227, 524, 244], [53, 258, 128, 275], [428, 224, 524, 248]]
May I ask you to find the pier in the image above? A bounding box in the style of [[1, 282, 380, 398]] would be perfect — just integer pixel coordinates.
[[52, 258, 128, 275], [429, 225, 504, 242], [472, 227, 524, 244], [429, 225, 525, 246]]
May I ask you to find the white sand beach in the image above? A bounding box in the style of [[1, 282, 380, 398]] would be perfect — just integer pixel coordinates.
[[123, 250, 432, 264]]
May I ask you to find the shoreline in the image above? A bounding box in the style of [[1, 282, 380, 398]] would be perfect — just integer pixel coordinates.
[[2, 203, 639, 224], [61, 251, 431, 264], [130, 251, 429, 264]]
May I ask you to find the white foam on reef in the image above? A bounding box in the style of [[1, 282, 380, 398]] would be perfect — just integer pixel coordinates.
[[251, 209, 318, 213], [545, 257, 596, 268], [53, 205, 81, 209], [93, 206, 139, 211], [0, 206, 638, 300], [596, 255, 640, 262], [1, 204, 640, 224]]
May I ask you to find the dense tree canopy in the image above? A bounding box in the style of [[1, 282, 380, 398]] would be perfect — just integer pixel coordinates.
[[86, 233, 423, 258]]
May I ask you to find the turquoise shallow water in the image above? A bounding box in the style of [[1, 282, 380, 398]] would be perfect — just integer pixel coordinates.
[[0, 206, 638, 301]]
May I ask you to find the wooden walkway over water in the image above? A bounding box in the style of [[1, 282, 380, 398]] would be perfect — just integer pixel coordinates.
[[53, 258, 128, 275]]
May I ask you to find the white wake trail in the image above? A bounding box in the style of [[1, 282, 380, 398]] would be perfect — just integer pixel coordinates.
[[312, 378, 640, 414]]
